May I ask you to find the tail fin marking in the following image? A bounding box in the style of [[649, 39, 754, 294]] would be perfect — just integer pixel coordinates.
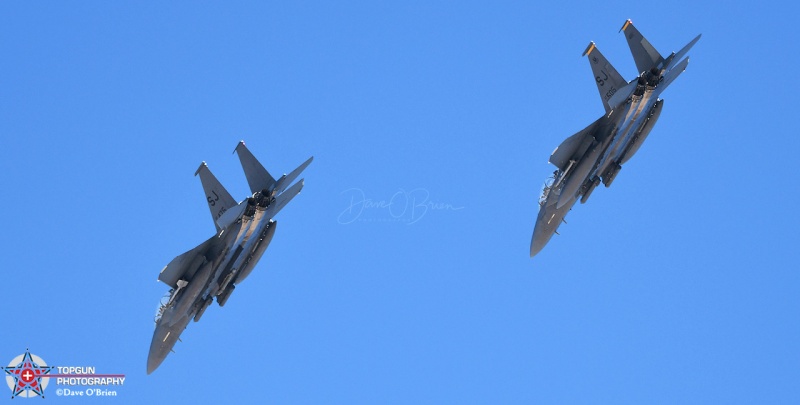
[[195, 162, 237, 232], [583, 42, 628, 113]]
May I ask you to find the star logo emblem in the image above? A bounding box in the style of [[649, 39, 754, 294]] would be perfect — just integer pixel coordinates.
[[3, 349, 53, 398]]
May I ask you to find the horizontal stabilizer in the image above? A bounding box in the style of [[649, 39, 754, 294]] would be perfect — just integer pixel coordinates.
[[583, 42, 628, 113], [196, 162, 237, 232], [664, 34, 701, 72], [266, 179, 304, 219], [656, 57, 690, 95], [606, 79, 638, 108], [215, 200, 247, 231], [620, 19, 664, 74], [234, 141, 277, 195], [158, 235, 215, 288], [273, 156, 314, 196]]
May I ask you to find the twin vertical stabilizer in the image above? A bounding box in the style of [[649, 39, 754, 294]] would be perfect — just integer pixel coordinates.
[[195, 162, 237, 232], [584, 20, 701, 112], [234, 141, 277, 195], [620, 19, 701, 74], [196, 141, 313, 231], [583, 42, 627, 114], [619, 20, 665, 74]]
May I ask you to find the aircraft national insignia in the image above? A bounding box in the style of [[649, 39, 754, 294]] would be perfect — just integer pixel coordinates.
[[3, 350, 53, 398]]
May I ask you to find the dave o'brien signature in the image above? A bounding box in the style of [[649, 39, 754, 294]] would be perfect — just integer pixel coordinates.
[[338, 188, 464, 224]]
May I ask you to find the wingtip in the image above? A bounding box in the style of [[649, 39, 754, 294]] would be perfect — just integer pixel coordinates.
[[619, 19, 632, 33]]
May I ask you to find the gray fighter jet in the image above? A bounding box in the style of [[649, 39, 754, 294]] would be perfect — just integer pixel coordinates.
[[147, 141, 312, 374], [530, 20, 700, 257]]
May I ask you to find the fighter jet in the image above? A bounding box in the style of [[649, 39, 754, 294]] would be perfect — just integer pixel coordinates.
[[147, 141, 313, 374], [530, 20, 700, 257]]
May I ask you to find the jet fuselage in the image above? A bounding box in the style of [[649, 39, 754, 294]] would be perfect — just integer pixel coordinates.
[[147, 141, 311, 374], [530, 20, 699, 257], [147, 193, 278, 374], [557, 72, 665, 209]]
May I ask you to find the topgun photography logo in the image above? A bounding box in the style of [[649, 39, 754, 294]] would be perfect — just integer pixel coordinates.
[[3, 349, 52, 398], [3, 349, 125, 399]]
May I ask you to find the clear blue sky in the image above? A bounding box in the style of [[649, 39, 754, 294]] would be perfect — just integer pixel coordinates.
[[2, 1, 798, 403]]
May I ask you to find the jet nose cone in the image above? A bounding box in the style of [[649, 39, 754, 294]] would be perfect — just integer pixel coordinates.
[[147, 339, 168, 375], [530, 238, 545, 257], [530, 201, 567, 258], [147, 314, 191, 375], [147, 322, 172, 375], [530, 226, 550, 258], [146, 354, 162, 375]]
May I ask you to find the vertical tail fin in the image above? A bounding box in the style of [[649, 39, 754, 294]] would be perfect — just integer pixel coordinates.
[[583, 42, 628, 113], [195, 162, 237, 232], [620, 19, 664, 74], [233, 141, 277, 195]]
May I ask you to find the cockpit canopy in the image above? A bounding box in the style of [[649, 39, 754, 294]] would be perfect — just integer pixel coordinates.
[[538, 172, 559, 207], [154, 291, 172, 324]]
